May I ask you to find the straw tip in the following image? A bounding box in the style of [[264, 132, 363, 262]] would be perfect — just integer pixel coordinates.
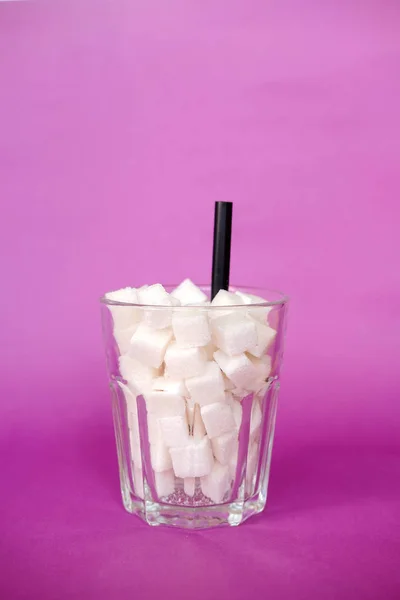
[[211, 200, 233, 299]]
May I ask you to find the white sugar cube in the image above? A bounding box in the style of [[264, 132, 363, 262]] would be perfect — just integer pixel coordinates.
[[159, 415, 190, 448], [231, 399, 242, 430], [152, 377, 187, 396], [250, 399, 262, 442], [235, 291, 272, 322], [232, 388, 247, 400], [150, 438, 172, 472], [228, 356, 272, 394], [171, 279, 208, 305], [170, 436, 214, 478], [211, 430, 238, 465], [223, 391, 234, 404], [138, 284, 175, 329], [211, 289, 243, 307], [212, 313, 257, 356], [201, 461, 231, 504], [192, 403, 206, 440], [147, 414, 162, 445], [145, 391, 186, 418], [209, 289, 245, 321], [247, 320, 277, 358], [164, 343, 207, 379], [172, 309, 211, 348], [128, 409, 140, 440], [214, 350, 259, 390], [117, 381, 140, 438], [154, 470, 175, 497], [106, 287, 141, 330], [114, 325, 139, 354], [223, 374, 235, 390], [119, 355, 159, 395], [127, 396, 140, 440], [250, 355, 272, 388], [204, 343, 217, 361], [185, 362, 225, 406], [201, 402, 236, 439], [129, 323, 173, 368], [185, 397, 195, 433], [133, 466, 144, 499], [137, 283, 169, 305], [256, 381, 271, 401], [184, 477, 196, 497], [129, 433, 142, 469], [119, 354, 138, 381]]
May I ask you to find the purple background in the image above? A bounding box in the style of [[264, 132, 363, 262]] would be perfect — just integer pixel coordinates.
[[1, 1, 399, 598]]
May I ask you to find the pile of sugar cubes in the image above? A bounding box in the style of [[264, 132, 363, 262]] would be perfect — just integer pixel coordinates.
[[105, 279, 277, 504]]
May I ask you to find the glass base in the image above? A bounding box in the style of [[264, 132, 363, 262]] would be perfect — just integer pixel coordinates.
[[121, 488, 267, 529], [111, 378, 279, 529]]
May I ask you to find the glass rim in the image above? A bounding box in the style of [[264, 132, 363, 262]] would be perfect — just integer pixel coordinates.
[[99, 284, 289, 309]]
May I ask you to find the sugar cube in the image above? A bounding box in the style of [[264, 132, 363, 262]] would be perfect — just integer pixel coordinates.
[[114, 325, 139, 355], [138, 284, 175, 329], [223, 391, 234, 404], [214, 349, 259, 390], [211, 430, 238, 466], [192, 403, 206, 440], [145, 390, 186, 418], [171, 279, 208, 305], [159, 415, 190, 448], [184, 477, 196, 497], [249, 355, 272, 388], [231, 399, 242, 430], [150, 438, 173, 472], [164, 343, 207, 379], [185, 397, 195, 433], [172, 309, 211, 348], [152, 376, 187, 396], [247, 320, 277, 358], [209, 289, 245, 320], [105, 287, 141, 330], [256, 381, 271, 402], [147, 414, 162, 445], [119, 355, 158, 395], [185, 362, 225, 406], [204, 343, 218, 361], [223, 374, 235, 390], [201, 462, 231, 504], [117, 381, 140, 438], [211, 289, 243, 307], [129, 432, 142, 469], [128, 409, 140, 440], [232, 388, 247, 400], [154, 470, 175, 497], [201, 402, 236, 439], [235, 291, 272, 322], [170, 436, 214, 478], [129, 323, 173, 368], [212, 313, 257, 356]]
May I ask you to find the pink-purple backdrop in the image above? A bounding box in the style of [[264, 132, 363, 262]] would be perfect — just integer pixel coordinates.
[[0, 1, 399, 598]]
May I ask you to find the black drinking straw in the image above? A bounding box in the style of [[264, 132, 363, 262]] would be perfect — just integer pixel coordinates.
[[211, 201, 233, 300]]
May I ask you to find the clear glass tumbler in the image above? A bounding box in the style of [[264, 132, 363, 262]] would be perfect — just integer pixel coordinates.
[[100, 285, 288, 528]]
